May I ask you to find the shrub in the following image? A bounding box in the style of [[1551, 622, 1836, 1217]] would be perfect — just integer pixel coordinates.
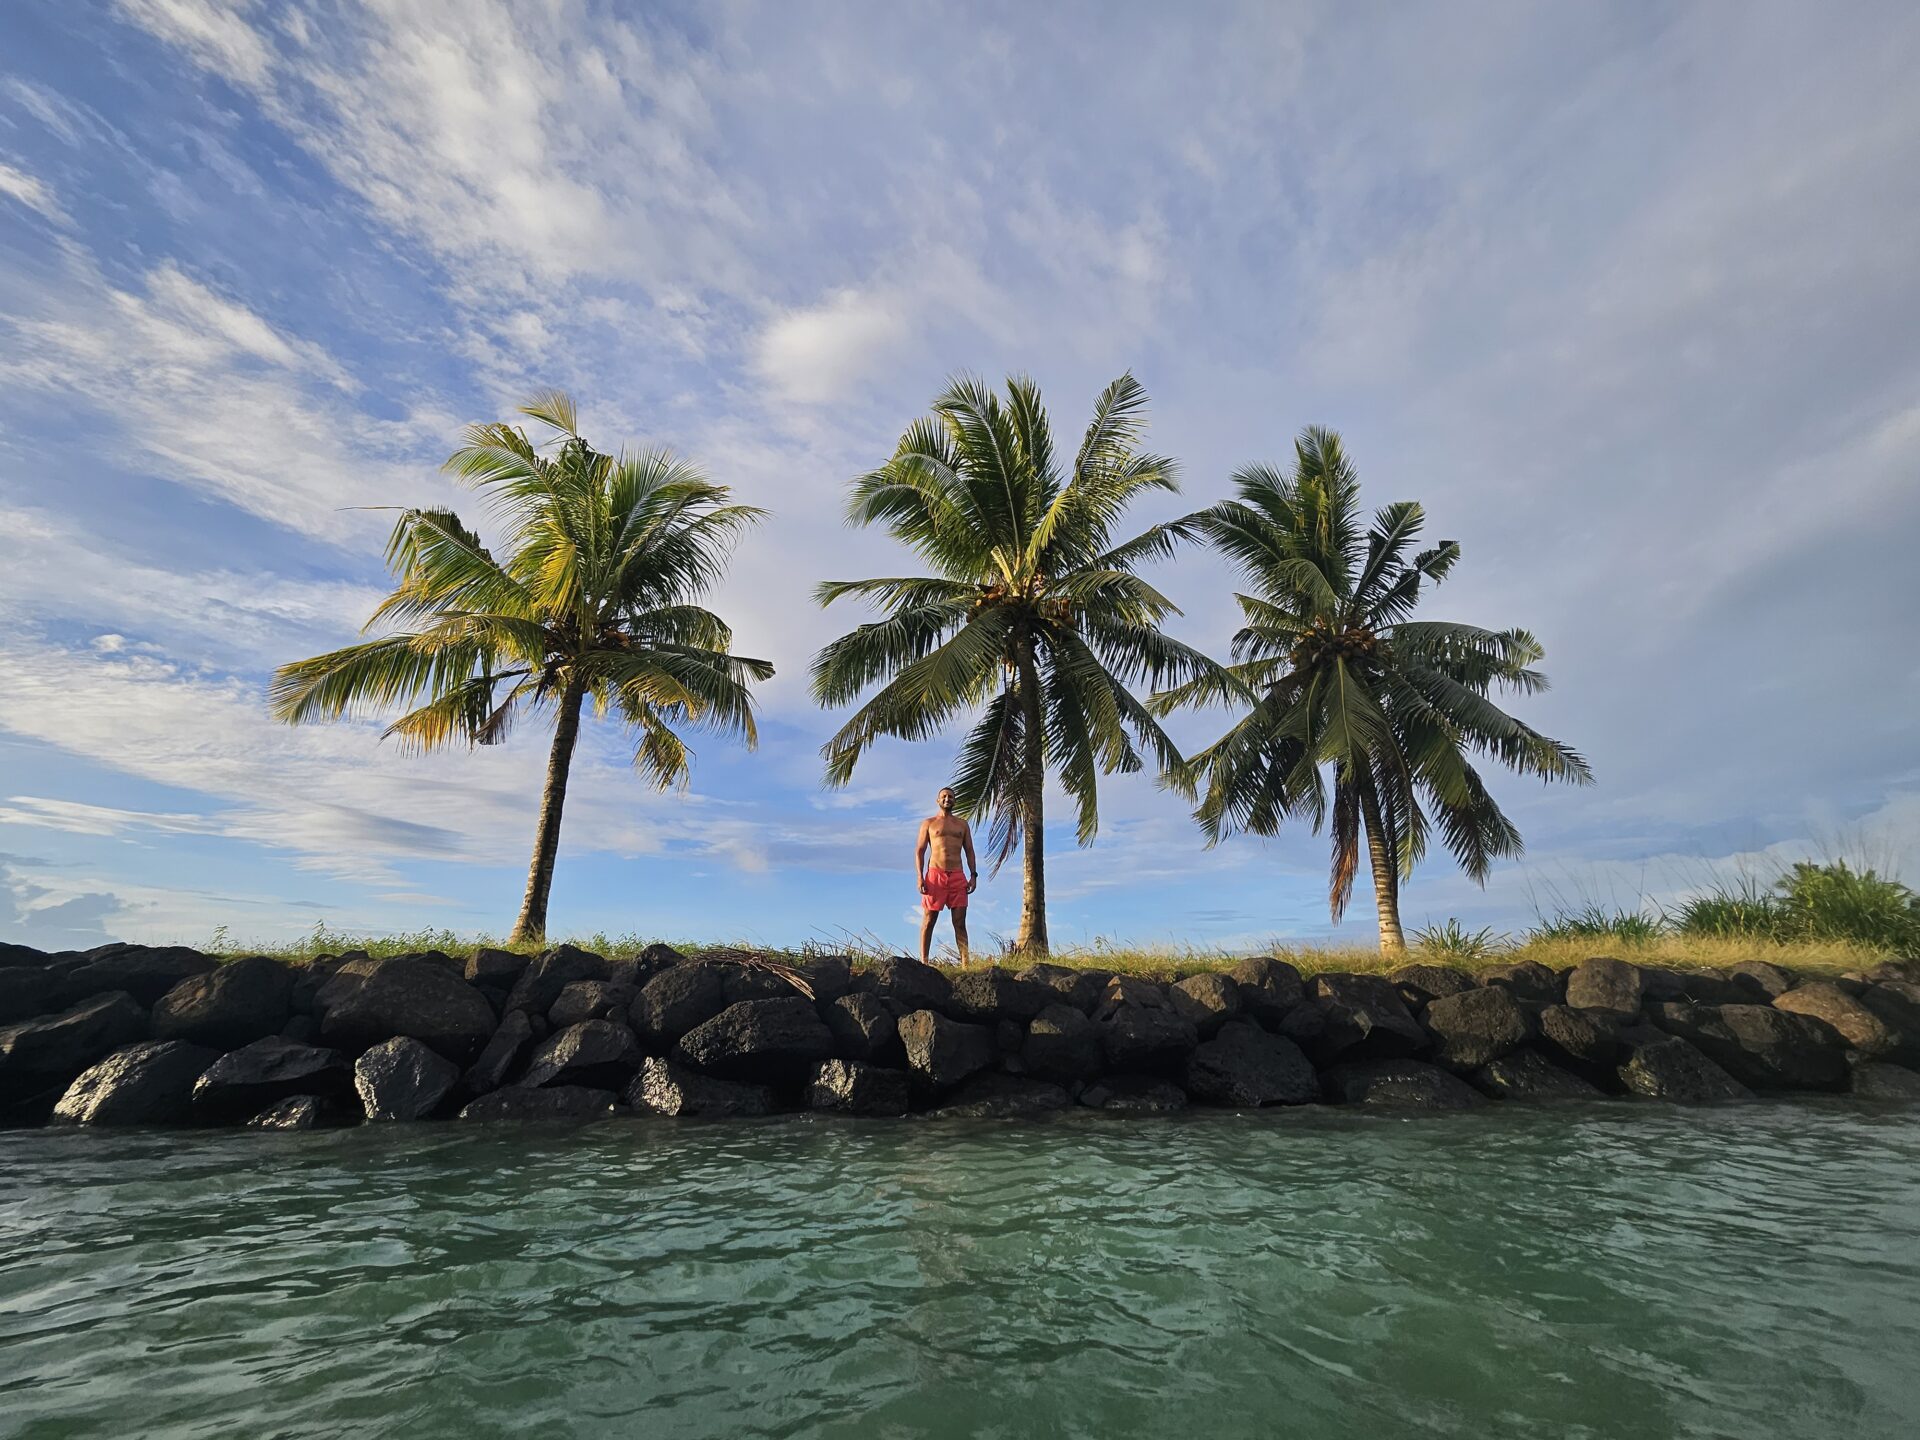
[[1527, 904, 1662, 945], [1411, 919, 1508, 962], [1776, 861, 1919, 951]]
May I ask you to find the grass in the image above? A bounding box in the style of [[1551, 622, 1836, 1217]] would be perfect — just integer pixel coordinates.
[[193, 859, 1911, 984], [201, 921, 1896, 984]]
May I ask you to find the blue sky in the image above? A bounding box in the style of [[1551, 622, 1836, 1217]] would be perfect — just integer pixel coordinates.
[[1, 1, 1916, 955]]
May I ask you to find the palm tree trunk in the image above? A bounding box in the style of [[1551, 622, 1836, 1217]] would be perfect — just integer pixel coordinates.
[[1014, 638, 1049, 956], [510, 678, 586, 946], [1356, 782, 1406, 954]]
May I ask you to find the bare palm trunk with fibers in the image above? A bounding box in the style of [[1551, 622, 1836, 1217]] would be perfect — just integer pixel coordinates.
[[510, 679, 586, 945], [1014, 640, 1048, 956], [1357, 783, 1406, 954]]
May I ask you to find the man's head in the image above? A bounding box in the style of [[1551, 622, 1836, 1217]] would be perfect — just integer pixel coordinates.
[[936, 786, 955, 814]]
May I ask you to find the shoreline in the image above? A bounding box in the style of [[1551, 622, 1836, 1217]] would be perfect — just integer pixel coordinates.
[[5, 940, 1919, 1130]]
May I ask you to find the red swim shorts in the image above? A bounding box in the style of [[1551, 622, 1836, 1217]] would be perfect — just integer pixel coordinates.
[[921, 867, 970, 912]]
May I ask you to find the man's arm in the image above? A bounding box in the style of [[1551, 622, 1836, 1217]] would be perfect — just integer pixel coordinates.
[[963, 820, 979, 893], [914, 819, 930, 892]]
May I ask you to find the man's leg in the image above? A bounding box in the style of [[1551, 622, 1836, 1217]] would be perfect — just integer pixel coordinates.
[[919, 907, 939, 965], [950, 907, 970, 968]]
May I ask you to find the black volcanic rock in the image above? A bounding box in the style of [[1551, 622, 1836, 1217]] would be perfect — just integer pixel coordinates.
[[59, 945, 215, 1005], [898, 1009, 995, 1090], [932, 1073, 1070, 1118], [521, 1019, 642, 1089], [626, 1056, 775, 1118], [807, 1059, 910, 1116], [1617, 1036, 1751, 1103], [1022, 1004, 1103, 1084], [823, 993, 902, 1064], [1563, 957, 1644, 1016], [1184, 1021, 1318, 1107], [1079, 1075, 1189, 1112], [1169, 973, 1243, 1038], [1472, 1049, 1604, 1101], [632, 964, 729, 1046], [152, 957, 292, 1049], [1100, 1005, 1198, 1074], [1423, 986, 1535, 1070], [52, 1040, 219, 1126], [354, 1036, 460, 1121], [946, 967, 1052, 1023], [193, 1036, 352, 1122], [459, 1085, 618, 1122], [0, 991, 149, 1091], [464, 1009, 534, 1096], [318, 957, 497, 1062], [856, 957, 953, 1013], [503, 945, 610, 1016], [673, 998, 835, 1082], [1322, 1059, 1485, 1110]]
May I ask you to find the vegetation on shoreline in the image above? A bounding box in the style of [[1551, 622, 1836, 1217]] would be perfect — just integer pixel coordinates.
[[200, 860, 1909, 982]]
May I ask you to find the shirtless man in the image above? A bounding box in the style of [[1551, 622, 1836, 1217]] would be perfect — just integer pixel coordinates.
[[916, 787, 978, 967]]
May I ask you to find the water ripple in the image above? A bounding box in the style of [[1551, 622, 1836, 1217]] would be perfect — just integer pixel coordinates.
[[3, 1105, 1918, 1438]]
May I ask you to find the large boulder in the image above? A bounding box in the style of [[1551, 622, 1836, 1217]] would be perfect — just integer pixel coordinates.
[[459, 1085, 619, 1122], [464, 1009, 533, 1096], [521, 1019, 642, 1089], [1728, 961, 1794, 1000], [0, 940, 55, 968], [354, 1036, 459, 1121], [855, 957, 952, 1014], [152, 957, 292, 1049], [718, 962, 803, 1007], [0, 991, 149, 1094], [807, 1059, 910, 1116], [318, 957, 497, 1062], [58, 945, 216, 1005], [1389, 964, 1477, 1009], [1079, 1075, 1189, 1111], [464, 947, 528, 993], [0, 966, 64, 1025], [932, 1073, 1070, 1118], [1478, 961, 1562, 1008], [674, 998, 835, 1082], [503, 945, 610, 1016], [1537, 1005, 1625, 1073], [52, 1040, 219, 1125], [1022, 1004, 1104, 1084], [626, 1056, 775, 1118], [1321, 1060, 1485, 1109], [897, 1009, 996, 1090], [1424, 986, 1535, 1069], [1018, 963, 1109, 1015], [1169, 973, 1243, 1038], [1851, 1062, 1920, 1100], [247, 1095, 347, 1130], [1772, 982, 1902, 1058], [1094, 976, 1172, 1019], [1618, 1036, 1751, 1102], [1099, 1005, 1199, 1073], [1184, 1021, 1317, 1107], [1471, 1049, 1604, 1102], [1564, 957, 1643, 1016], [945, 968, 1052, 1024], [1682, 1004, 1849, 1091], [631, 964, 729, 1046], [822, 993, 902, 1064], [548, 980, 635, 1029], [1857, 983, 1920, 1065], [1313, 974, 1426, 1061], [193, 1037, 352, 1122], [1229, 957, 1306, 1024]]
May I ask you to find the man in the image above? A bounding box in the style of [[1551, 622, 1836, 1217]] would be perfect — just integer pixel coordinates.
[[915, 786, 978, 967]]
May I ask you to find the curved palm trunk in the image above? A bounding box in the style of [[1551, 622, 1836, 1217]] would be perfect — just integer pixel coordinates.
[[1014, 638, 1048, 956], [1357, 782, 1406, 954], [510, 678, 587, 945]]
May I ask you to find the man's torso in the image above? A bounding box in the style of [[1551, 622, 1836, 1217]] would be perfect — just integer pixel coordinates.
[[925, 814, 968, 871]]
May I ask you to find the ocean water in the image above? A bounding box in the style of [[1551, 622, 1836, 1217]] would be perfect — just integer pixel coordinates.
[[2, 1104, 1917, 1439]]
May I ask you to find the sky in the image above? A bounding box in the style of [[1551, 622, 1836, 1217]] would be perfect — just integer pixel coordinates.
[[0, 1, 1916, 957]]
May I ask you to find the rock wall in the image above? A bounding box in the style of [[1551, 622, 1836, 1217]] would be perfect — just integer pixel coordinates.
[[4, 939, 1919, 1129]]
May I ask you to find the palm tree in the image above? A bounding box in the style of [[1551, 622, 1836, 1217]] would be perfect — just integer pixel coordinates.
[[811, 373, 1224, 955], [1155, 426, 1591, 953], [270, 391, 773, 944]]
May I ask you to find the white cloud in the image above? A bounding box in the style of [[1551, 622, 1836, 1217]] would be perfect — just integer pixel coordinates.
[[0, 160, 68, 225], [753, 287, 913, 406], [113, 0, 277, 89]]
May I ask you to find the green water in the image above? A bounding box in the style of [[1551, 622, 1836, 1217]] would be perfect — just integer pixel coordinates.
[[2, 1105, 1917, 1439]]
